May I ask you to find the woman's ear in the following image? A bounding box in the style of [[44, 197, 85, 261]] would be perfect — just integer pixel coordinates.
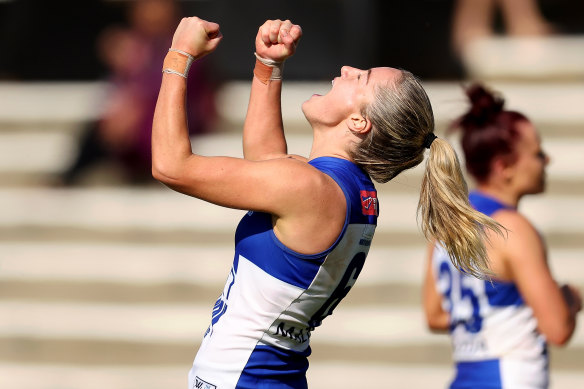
[[492, 156, 515, 181], [345, 113, 372, 135]]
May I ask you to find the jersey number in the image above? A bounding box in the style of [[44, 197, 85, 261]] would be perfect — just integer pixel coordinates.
[[439, 262, 483, 333], [308, 252, 366, 328]]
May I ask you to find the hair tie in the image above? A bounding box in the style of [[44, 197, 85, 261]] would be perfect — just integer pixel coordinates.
[[423, 133, 437, 149]]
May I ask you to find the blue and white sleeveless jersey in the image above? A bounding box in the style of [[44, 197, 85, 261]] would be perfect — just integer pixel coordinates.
[[432, 191, 548, 389], [188, 157, 378, 389]]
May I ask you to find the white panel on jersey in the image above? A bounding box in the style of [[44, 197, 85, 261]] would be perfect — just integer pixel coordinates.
[[191, 255, 305, 389]]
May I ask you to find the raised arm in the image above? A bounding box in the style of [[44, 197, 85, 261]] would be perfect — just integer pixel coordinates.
[[243, 19, 302, 161], [152, 17, 222, 182]]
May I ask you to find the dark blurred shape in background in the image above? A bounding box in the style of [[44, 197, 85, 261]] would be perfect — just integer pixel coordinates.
[[1, 0, 583, 81], [0, 0, 123, 80], [54, 0, 219, 186]]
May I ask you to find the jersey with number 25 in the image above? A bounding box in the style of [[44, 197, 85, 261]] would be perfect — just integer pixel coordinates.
[[432, 191, 548, 388]]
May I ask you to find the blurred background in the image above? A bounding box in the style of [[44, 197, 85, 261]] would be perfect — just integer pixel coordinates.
[[0, 0, 583, 388]]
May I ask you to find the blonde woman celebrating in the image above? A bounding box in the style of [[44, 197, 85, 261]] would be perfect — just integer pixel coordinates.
[[152, 17, 500, 389]]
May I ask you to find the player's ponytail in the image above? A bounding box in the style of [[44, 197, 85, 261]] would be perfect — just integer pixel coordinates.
[[352, 70, 503, 278], [418, 137, 503, 278]]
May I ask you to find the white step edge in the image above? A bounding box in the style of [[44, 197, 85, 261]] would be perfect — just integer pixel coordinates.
[[0, 82, 107, 122], [1, 80, 583, 126], [1, 301, 583, 348], [2, 188, 584, 234], [1, 131, 583, 179], [2, 301, 583, 349], [461, 36, 584, 80], [1, 242, 583, 286]]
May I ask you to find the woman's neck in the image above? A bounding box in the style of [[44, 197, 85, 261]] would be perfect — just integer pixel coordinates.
[[308, 124, 357, 161], [475, 184, 521, 208]]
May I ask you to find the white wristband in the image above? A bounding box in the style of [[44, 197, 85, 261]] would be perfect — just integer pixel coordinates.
[[162, 48, 195, 78], [254, 52, 284, 81]]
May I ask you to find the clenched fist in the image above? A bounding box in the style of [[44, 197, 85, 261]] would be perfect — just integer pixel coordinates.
[[171, 17, 222, 59], [256, 19, 302, 62]]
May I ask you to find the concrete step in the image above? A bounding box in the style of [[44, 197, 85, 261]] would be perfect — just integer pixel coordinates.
[[1, 242, 583, 288], [1, 81, 582, 134], [460, 36, 584, 81], [2, 187, 584, 239], [1, 300, 582, 363], [1, 131, 583, 192], [0, 302, 449, 347], [0, 82, 106, 127]]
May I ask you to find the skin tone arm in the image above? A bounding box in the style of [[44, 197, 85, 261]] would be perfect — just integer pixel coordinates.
[[423, 242, 450, 333], [151, 17, 346, 255], [152, 17, 223, 188], [497, 0, 554, 36], [491, 210, 582, 346], [452, 0, 495, 54], [243, 20, 302, 161]]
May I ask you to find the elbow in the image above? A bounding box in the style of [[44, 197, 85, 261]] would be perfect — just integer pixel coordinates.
[[151, 159, 182, 186], [425, 314, 450, 333], [151, 165, 167, 183], [546, 334, 570, 347], [427, 321, 449, 334], [151, 162, 169, 184], [541, 319, 576, 347], [545, 328, 573, 347]]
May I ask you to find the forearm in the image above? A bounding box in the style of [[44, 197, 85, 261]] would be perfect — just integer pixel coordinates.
[[424, 286, 451, 333], [152, 74, 193, 181], [423, 249, 451, 333], [243, 75, 287, 160], [528, 281, 577, 346], [546, 284, 582, 346], [539, 298, 576, 346], [427, 312, 450, 333]]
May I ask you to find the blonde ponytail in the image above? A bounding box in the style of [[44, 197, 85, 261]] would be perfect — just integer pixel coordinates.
[[418, 138, 503, 278], [350, 69, 502, 278]]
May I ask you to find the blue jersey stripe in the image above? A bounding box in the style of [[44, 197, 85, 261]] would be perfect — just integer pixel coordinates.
[[236, 345, 310, 389], [485, 280, 524, 306], [452, 359, 502, 389], [469, 191, 513, 217]]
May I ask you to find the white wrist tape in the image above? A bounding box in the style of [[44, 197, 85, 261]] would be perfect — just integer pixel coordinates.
[[162, 48, 195, 78], [253, 52, 284, 84]]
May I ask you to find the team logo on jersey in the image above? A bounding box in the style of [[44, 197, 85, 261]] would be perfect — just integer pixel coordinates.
[[194, 376, 216, 389], [360, 190, 378, 216]]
